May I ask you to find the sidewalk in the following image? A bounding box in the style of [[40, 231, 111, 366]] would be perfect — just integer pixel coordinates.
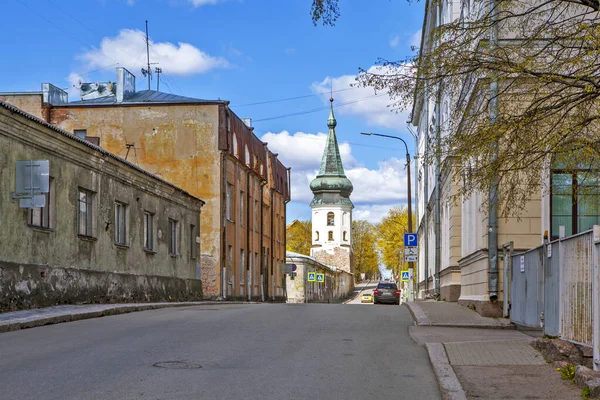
[[0, 301, 253, 333], [407, 301, 581, 400]]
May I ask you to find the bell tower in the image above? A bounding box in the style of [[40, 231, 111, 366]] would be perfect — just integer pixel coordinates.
[[309, 98, 354, 273]]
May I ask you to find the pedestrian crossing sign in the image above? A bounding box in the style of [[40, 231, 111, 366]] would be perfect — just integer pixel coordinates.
[[401, 271, 410, 282], [316, 273, 324, 283], [308, 272, 316, 282]]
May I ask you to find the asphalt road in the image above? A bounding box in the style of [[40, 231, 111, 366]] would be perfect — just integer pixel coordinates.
[[0, 300, 440, 400]]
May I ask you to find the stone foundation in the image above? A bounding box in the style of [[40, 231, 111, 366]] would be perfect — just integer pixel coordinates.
[[0, 261, 203, 312], [458, 298, 503, 318], [440, 284, 461, 302]]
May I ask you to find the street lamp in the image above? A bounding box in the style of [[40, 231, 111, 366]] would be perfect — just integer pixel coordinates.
[[361, 132, 415, 301]]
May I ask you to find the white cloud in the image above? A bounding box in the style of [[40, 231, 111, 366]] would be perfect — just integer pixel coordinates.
[[189, 0, 221, 6], [390, 35, 400, 48], [66, 72, 83, 101], [311, 66, 412, 131], [262, 130, 410, 224], [410, 29, 422, 50], [77, 29, 228, 76]]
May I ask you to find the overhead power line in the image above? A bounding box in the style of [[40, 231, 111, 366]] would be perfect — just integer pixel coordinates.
[[233, 87, 356, 107], [253, 94, 384, 123]]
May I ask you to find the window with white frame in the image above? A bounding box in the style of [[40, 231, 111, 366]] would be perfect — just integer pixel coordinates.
[[73, 129, 87, 139], [240, 249, 245, 283], [169, 219, 179, 255], [143, 211, 154, 250], [114, 202, 128, 245], [78, 188, 95, 237], [240, 190, 244, 225], [232, 133, 238, 157], [29, 177, 54, 229], [226, 183, 232, 221]]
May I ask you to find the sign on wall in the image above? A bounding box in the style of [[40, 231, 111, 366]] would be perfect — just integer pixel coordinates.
[[308, 272, 316, 282], [316, 273, 324, 283]]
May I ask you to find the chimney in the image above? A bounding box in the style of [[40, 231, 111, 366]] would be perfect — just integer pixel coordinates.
[[116, 67, 136, 102], [41, 83, 68, 105], [242, 118, 252, 128]]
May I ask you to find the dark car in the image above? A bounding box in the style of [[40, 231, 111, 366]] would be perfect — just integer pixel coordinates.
[[373, 282, 400, 305]]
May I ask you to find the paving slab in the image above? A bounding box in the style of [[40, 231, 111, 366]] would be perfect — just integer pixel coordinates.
[[411, 301, 512, 328], [409, 326, 532, 346], [445, 340, 545, 366]]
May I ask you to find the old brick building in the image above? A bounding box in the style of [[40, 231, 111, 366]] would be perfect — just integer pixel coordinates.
[[1, 67, 290, 301]]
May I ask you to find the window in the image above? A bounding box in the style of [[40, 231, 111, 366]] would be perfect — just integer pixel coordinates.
[[73, 129, 87, 139], [254, 200, 259, 231], [232, 133, 238, 157], [29, 177, 54, 229], [143, 211, 154, 250], [245, 145, 250, 167], [551, 152, 600, 239], [169, 219, 179, 255], [327, 212, 335, 226], [78, 189, 94, 237], [343, 231, 347, 241], [240, 191, 244, 225], [328, 231, 333, 241], [342, 212, 347, 226], [190, 224, 197, 259], [114, 202, 128, 245], [226, 183, 232, 220], [240, 249, 245, 283], [315, 231, 319, 241], [228, 245, 233, 283]]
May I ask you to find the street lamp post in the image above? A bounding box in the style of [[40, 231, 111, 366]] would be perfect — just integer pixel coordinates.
[[361, 132, 414, 301]]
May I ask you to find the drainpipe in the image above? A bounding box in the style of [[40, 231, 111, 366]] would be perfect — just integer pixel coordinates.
[[270, 187, 275, 301], [246, 170, 251, 301], [488, 0, 499, 301], [433, 0, 442, 301], [424, 102, 430, 295], [260, 180, 266, 302], [221, 150, 228, 300]]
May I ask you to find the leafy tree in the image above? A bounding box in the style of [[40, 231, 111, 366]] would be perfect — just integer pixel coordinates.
[[286, 220, 312, 255], [311, 0, 600, 216], [351, 220, 380, 281], [377, 206, 410, 280]]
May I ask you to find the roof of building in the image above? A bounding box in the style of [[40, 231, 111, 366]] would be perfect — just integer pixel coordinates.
[[0, 100, 205, 206], [309, 98, 354, 207], [286, 251, 342, 273], [65, 90, 229, 107]]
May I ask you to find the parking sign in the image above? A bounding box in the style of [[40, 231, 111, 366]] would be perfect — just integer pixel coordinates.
[[404, 233, 418, 247]]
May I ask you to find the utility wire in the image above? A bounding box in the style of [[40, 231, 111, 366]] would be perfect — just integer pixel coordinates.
[[253, 94, 383, 122], [233, 87, 356, 107]]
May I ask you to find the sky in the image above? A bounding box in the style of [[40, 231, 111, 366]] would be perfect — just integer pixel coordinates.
[[2, 0, 424, 225]]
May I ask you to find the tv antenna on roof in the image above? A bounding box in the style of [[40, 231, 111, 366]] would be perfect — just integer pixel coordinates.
[[141, 20, 159, 90]]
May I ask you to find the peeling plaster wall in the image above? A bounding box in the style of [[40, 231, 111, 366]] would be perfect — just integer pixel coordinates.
[[285, 255, 353, 303], [0, 106, 203, 310], [311, 247, 353, 274], [47, 104, 222, 295], [0, 94, 44, 120]]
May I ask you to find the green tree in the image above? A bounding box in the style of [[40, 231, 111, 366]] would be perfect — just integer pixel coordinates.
[[377, 206, 410, 280], [352, 220, 380, 281], [311, 0, 600, 216], [286, 220, 312, 255]]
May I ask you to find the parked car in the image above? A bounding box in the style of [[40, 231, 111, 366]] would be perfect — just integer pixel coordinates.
[[373, 282, 400, 305], [361, 292, 373, 303]]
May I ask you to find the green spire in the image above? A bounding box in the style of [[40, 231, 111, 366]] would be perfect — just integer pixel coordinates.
[[309, 97, 354, 208]]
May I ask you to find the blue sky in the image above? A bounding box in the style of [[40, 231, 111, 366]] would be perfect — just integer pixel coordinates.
[[2, 0, 424, 224]]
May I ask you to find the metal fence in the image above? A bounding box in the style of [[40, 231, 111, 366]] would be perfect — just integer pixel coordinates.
[[508, 226, 600, 371]]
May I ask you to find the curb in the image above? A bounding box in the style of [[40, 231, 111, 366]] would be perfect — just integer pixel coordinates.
[[0, 301, 256, 333], [426, 343, 468, 400], [405, 302, 430, 325], [404, 302, 515, 329]]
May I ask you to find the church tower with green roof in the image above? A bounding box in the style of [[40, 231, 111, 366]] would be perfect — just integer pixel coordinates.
[[309, 98, 354, 274]]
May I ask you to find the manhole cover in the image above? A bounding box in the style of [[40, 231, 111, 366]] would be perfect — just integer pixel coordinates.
[[153, 361, 202, 369]]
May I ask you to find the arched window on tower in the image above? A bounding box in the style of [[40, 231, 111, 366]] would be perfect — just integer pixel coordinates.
[[343, 231, 347, 241], [342, 212, 348, 225], [315, 231, 319, 241], [327, 212, 335, 226], [328, 231, 333, 241]]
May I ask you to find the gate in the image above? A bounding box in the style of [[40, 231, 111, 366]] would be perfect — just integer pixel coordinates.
[[510, 246, 544, 328]]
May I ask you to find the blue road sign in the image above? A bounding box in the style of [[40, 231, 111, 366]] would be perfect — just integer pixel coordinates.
[[308, 272, 316, 282], [404, 233, 418, 247], [291, 264, 297, 272], [401, 271, 410, 282]]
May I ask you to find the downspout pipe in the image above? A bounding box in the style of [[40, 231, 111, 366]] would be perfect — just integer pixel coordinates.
[[260, 180, 266, 302], [246, 170, 251, 301], [434, 0, 442, 300], [488, 0, 499, 301], [424, 103, 430, 295], [270, 187, 275, 301]]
